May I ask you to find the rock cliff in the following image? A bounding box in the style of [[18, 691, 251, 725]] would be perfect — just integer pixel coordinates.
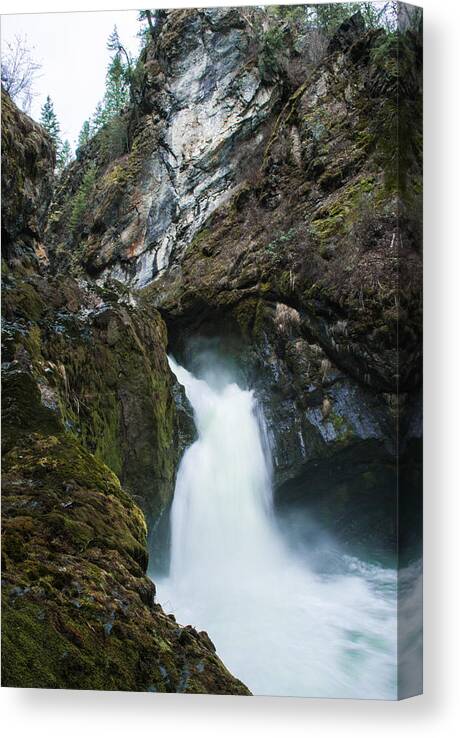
[[1, 87, 249, 694], [2, 5, 422, 691], [46, 7, 422, 556]]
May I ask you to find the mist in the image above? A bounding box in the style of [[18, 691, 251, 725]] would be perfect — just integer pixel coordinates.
[[152, 355, 399, 698]]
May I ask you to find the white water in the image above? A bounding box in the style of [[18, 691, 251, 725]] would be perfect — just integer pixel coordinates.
[[156, 357, 398, 699]]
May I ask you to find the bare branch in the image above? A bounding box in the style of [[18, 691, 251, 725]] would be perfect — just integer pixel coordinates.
[[1, 34, 41, 112]]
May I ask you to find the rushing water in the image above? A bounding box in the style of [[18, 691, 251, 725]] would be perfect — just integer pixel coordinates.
[[155, 357, 399, 699]]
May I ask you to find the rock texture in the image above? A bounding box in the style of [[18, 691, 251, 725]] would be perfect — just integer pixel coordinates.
[[2, 5, 422, 691], [44, 12, 422, 541], [1, 89, 55, 271], [136, 9, 422, 555], [1, 88, 249, 694], [47, 9, 280, 287], [2, 381, 249, 693]]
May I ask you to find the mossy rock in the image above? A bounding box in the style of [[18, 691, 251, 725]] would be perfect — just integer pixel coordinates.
[[1, 366, 250, 694]]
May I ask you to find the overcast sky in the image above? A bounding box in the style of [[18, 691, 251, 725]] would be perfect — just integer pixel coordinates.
[[1, 10, 142, 148]]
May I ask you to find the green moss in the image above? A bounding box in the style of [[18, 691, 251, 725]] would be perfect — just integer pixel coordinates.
[[2, 281, 46, 322], [25, 324, 42, 365], [2, 597, 74, 689], [2, 91, 250, 697], [1, 372, 61, 453], [188, 227, 213, 256], [102, 162, 129, 189], [278, 271, 293, 294], [233, 298, 266, 340], [310, 176, 376, 243], [329, 412, 354, 444]]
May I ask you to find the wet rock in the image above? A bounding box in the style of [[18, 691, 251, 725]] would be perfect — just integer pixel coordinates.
[[1, 88, 250, 696], [47, 9, 280, 287], [1, 89, 55, 272]]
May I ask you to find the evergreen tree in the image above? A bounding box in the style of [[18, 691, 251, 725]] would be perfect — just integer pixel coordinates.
[[137, 10, 155, 41], [77, 120, 91, 150], [312, 2, 389, 36], [103, 53, 129, 119], [57, 139, 72, 172], [39, 95, 60, 145], [70, 164, 97, 233], [89, 27, 131, 136], [91, 100, 108, 133], [107, 25, 132, 80]]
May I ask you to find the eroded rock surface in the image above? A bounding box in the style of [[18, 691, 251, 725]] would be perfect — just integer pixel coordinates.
[[1, 88, 249, 694], [2, 6, 422, 690], [1, 88, 55, 271], [44, 11, 422, 536], [48, 8, 280, 287]]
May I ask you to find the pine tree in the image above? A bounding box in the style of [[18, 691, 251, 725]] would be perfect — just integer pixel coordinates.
[[103, 53, 129, 119], [107, 26, 122, 54], [314, 3, 364, 37], [89, 27, 131, 136], [39, 95, 60, 145], [57, 139, 72, 172], [77, 120, 91, 150], [137, 10, 155, 41], [91, 100, 108, 133], [70, 164, 97, 233], [107, 26, 132, 66]]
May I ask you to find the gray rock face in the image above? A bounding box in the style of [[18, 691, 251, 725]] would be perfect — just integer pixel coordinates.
[[98, 9, 279, 287], [43, 8, 422, 557], [241, 311, 396, 492], [1, 89, 55, 271]]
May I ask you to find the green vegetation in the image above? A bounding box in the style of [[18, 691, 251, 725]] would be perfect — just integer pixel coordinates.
[[2, 4, 422, 693], [137, 10, 156, 43], [76, 26, 133, 153], [77, 120, 91, 150], [39, 95, 60, 144], [1, 271, 250, 693], [369, 30, 423, 193], [69, 164, 97, 232], [39, 95, 73, 173], [58, 139, 72, 171], [258, 25, 286, 83]]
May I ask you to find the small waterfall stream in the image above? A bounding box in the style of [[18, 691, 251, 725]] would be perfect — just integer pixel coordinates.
[[155, 357, 398, 698]]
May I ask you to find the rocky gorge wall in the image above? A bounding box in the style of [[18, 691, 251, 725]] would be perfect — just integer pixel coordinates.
[[47, 7, 422, 558], [47, 8, 281, 287], [1, 87, 248, 694], [2, 5, 422, 691]]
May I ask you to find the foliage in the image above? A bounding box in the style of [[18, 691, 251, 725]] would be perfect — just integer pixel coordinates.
[[57, 139, 72, 173], [1, 34, 41, 112], [137, 9, 155, 42], [77, 120, 91, 150], [369, 27, 422, 193], [69, 164, 97, 232], [314, 2, 364, 36], [79, 26, 132, 151], [107, 25, 133, 73], [258, 25, 287, 83], [39, 96, 73, 173], [262, 3, 401, 71], [103, 53, 130, 120], [91, 100, 107, 131], [39, 95, 61, 145], [99, 115, 129, 161]]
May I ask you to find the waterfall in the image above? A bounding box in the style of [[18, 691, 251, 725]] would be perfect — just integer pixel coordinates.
[[155, 357, 398, 699]]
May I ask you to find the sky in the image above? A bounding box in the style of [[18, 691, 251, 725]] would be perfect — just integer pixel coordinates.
[[1, 10, 142, 148]]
